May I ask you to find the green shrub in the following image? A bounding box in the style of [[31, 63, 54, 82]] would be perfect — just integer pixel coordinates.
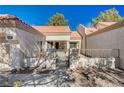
[[3, 80, 9, 87], [13, 80, 22, 87]]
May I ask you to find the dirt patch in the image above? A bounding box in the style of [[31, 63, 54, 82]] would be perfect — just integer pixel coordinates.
[[69, 67, 124, 87]]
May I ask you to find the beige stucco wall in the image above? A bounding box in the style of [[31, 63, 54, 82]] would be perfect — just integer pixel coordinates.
[[46, 34, 70, 41], [15, 28, 44, 56], [86, 27, 124, 69], [44, 34, 70, 51], [1, 27, 44, 68], [0, 28, 17, 41], [70, 40, 81, 49], [77, 24, 86, 54]]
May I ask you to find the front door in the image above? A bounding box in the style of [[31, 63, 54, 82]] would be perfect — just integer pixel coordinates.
[[55, 42, 59, 49]]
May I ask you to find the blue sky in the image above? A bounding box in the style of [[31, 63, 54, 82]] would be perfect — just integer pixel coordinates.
[[0, 5, 124, 31]]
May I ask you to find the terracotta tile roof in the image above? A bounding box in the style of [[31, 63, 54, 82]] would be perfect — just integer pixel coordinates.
[[0, 14, 43, 35], [0, 14, 18, 20], [85, 27, 98, 35], [96, 22, 117, 29], [85, 22, 117, 35], [97, 22, 117, 26], [87, 20, 124, 37], [71, 32, 81, 40], [32, 26, 71, 35]]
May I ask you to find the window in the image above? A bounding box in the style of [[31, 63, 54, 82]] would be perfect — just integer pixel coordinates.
[[47, 42, 53, 49], [7, 36, 13, 39], [70, 42, 77, 48]]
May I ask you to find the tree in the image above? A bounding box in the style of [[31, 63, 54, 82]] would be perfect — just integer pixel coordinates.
[[47, 13, 68, 26], [92, 8, 124, 24]]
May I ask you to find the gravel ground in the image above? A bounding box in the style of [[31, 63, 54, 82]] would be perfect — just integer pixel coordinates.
[[0, 67, 124, 87]]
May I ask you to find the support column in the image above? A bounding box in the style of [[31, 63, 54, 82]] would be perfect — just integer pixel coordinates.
[[78, 41, 81, 54], [44, 41, 47, 51], [67, 41, 70, 55], [53, 42, 55, 49]]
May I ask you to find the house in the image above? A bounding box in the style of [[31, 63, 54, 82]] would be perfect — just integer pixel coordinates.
[[78, 21, 124, 70], [0, 14, 81, 69], [0, 14, 44, 69], [0, 14, 44, 54], [32, 26, 81, 54], [0, 14, 81, 55]]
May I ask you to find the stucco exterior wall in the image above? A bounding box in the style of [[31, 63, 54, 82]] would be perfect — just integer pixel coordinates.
[[0, 27, 44, 68], [46, 34, 70, 41], [86, 27, 124, 69], [70, 40, 81, 49], [44, 34, 70, 51], [0, 28, 17, 41], [15, 28, 44, 56], [0, 43, 11, 70]]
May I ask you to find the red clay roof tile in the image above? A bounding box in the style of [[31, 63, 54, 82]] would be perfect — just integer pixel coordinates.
[[0, 14, 18, 20], [85, 22, 117, 35], [71, 32, 81, 40], [32, 26, 71, 35]]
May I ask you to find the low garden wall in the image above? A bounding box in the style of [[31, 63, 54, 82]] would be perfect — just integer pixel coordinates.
[[70, 55, 116, 69]]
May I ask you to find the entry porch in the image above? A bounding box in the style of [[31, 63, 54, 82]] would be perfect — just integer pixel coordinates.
[[46, 41, 68, 52], [44, 41, 80, 53]]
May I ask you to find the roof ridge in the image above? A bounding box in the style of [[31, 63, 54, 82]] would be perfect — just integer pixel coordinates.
[[32, 25, 69, 27], [32, 25, 71, 34], [0, 14, 18, 20], [87, 20, 124, 37]]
